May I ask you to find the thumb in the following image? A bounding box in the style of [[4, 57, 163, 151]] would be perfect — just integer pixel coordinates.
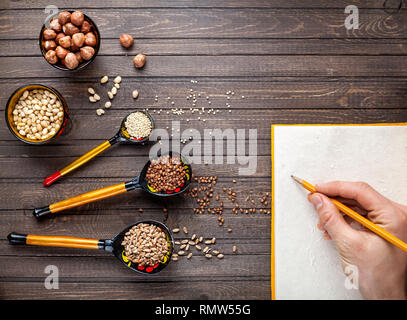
[[308, 193, 359, 246]]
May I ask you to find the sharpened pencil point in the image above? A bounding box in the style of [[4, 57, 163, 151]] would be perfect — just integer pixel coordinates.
[[291, 175, 303, 184]]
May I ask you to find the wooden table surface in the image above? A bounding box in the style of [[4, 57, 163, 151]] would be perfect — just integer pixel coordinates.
[[0, 1, 406, 300]]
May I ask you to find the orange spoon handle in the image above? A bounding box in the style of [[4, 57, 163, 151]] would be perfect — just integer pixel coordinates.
[[43, 137, 119, 187], [8, 232, 103, 250], [33, 182, 129, 218]]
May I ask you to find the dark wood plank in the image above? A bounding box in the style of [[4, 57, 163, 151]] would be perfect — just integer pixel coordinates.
[[0, 0, 392, 9], [0, 280, 270, 300], [1, 9, 406, 40], [0, 254, 270, 279], [0, 155, 268, 179], [2, 109, 407, 142], [2, 56, 407, 79], [0, 139, 271, 156], [3, 38, 407, 57], [3, 79, 407, 112], [0, 178, 271, 210]]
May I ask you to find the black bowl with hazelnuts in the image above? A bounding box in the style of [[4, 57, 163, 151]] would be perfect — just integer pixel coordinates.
[[39, 10, 100, 71]]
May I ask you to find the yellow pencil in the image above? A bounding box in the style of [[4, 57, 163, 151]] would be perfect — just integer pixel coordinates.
[[291, 175, 407, 254]]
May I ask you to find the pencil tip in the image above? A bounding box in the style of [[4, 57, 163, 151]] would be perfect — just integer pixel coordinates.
[[291, 175, 302, 184]]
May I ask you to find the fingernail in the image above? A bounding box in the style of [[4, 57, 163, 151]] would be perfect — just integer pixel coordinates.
[[309, 194, 323, 210]]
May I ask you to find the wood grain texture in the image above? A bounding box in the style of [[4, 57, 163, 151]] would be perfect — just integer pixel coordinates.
[[2, 79, 407, 112], [3, 55, 407, 78], [1, 9, 406, 40], [0, 0, 406, 300], [0, 0, 395, 10]]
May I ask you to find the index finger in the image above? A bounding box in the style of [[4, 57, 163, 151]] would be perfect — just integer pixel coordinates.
[[315, 181, 390, 211]]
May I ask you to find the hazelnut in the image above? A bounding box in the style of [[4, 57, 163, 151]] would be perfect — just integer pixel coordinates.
[[84, 32, 97, 47], [120, 34, 134, 48], [59, 35, 71, 49], [80, 21, 91, 33], [72, 32, 85, 47], [43, 28, 56, 40], [75, 51, 83, 64], [80, 46, 95, 60], [55, 46, 69, 59], [71, 41, 80, 52], [49, 18, 62, 32], [70, 11, 84, 26], [64, 52, 79, 69], [62, 23, 79, 36], [58, 11, 71, 25], [133, 54, 146, 68], [55, 32, 65, 44], [45, 50, 58, 64], [44, 40, 57, 51]]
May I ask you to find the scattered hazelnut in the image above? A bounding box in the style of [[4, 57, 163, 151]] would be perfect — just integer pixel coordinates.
[[120, 33, 134, 48], [62, 22, 79, 36], [49, 19, 62, 32], [58, 11, 71, 25], [45, 50, 58, 64], [43, 29, 56, 40], [64, 52, 79, 69], [80, 20, 91, 33], [133, 54, 146, 68], [84, 32, 97, 47], [55, 46, 69, 59], [70, 11, 84, 26], [72, 33, 85, 47], [44, 40, 57, 51], [80, 46, 95, 60], [58, 35, 71, 49]]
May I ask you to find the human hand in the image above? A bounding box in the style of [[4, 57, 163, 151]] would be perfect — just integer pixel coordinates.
[[308, 181, 407, 300]]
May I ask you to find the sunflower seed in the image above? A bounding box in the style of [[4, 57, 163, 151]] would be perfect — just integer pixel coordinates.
[[205, 254, 212, 259], [217, 254, 224, 259], [172, 228, 180, 233], [183, 227, 188, 234]]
